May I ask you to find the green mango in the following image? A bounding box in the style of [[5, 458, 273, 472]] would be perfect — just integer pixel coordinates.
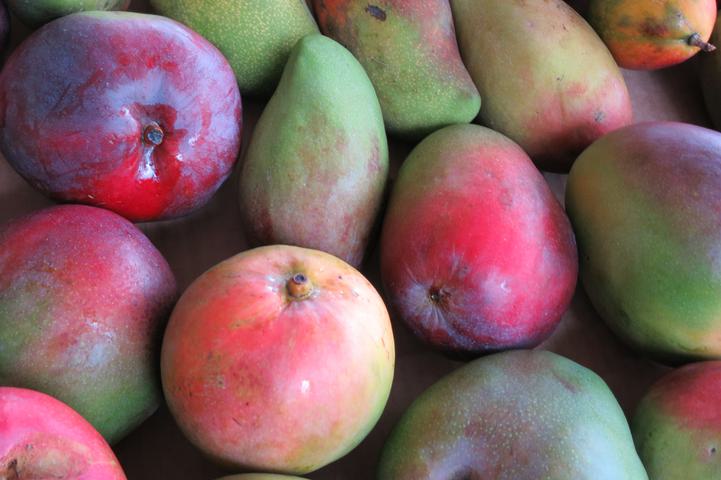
[[566, 122, 721, 362], [378, 350, 648, 479], [7, 0, 130, 26], [238, 34, 388, 267], [313, 0, 481, 138], [451, 0, 632, 172], [700, 16, 721, 130], [149, 0, 319, 95]]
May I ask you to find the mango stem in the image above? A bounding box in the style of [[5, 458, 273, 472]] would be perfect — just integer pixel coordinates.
[[688, 33, 716, 52]]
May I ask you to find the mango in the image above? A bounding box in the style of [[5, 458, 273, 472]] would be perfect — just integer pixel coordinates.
[[149, 0, 318, 95], [378, 350, 648, 479], [6, 0, 130, 26], [589, 0, 717, 70], [238, 34, 388, 267], [313, 0, 481, 138], [451, 0, 632, 172], [566, 122, 721, 362]]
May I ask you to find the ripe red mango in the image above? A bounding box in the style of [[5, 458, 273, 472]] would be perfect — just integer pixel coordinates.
[[161, 245, 394, 474], [633, 361, 721, 478], [380, 124, 577, 356]]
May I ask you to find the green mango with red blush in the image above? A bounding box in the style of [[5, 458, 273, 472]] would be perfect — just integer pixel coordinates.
[[566, 122, 721, 362], [313, 0, 480, 138], [0, 205, 177, 443], [378, 350, 648, 479], [633, 361, 721, 479], [238, 34, 388, 267], [451, 0, 632, 172]]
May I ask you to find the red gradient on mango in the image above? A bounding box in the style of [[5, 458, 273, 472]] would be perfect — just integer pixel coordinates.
[[652, 362, 721, 429], [0, 387, 126, 479], [0, 12, 242, 221], [380, 125, 577, 355], [0, 205, 177, 443], [161, 245, 394, 474]]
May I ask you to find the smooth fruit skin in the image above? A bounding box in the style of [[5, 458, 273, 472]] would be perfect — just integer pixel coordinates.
[[451, 0, 633, 172], [6, 0, 130, 27], [0, 12, 242, 222], [161, 245, 395, 474], [313, 0, 481, 138], [0, 205, 177, 443], [239, 34, 388, 268], [0, 387, 126, 479], [700, 17, 721, 130], [566, 122, 721, 362], [380, 124, 577, 356], [149, 0, 319, 96], [378, 350, 648, 479], [633, 361, 721, 479], [589, 0, 717, 70]]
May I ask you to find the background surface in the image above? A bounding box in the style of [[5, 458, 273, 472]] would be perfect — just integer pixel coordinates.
[[0, 1, 712, 478]]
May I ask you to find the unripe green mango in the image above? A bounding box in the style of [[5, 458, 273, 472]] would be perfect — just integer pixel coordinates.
[[378, 350, 648, 479], [451, 0, 633, 172], [239, 34, 388, 267], [149, 0, 319, 95], [566, 122, 721, 362], [314, 0, 481, 138]]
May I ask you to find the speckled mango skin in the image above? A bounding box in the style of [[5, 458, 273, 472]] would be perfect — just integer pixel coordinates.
[[566, 122, 721, 362], [378, 350, 648, 479], [451, 0, 633, 172], [380, 124, 577, 356], [149, 0, 318, 96], [633, 361, 721, 479], [0, 387, 126, 479], [161, 245, 395, 474], [0, 205, 177, 444], [700, 17, 721, 129], [7, 0, 130, 26], [239, 34, 388, 268], [313, 0, 480, 138], [589, 0, 717, 70]]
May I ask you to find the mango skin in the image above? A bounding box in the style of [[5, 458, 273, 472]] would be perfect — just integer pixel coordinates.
[[0, 205, 177, 444], [150, 0, 318, 96], [700, 16, 721, 129], [161, 245, 394, 473], [566, 122, 721, 362], [451, 0, 632, 172], [380, 124, 577, 356], [378, 350, 648, 480], [589, 0, 717, 70], [239, 34, 388, 267], [313, 0, 481, 138], [7, 0, 130, 26], [633, 361, 721, 479]]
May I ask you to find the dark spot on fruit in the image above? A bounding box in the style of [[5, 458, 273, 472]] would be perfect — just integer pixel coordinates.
[[4, 458, 19, 480], [232, 417, 242, 426], [429, 286, 450, 307], [710, 446, 717, 454], [594, 111, 605, 123], [640, 20, 668, 38], [366, 5, 387, 21]]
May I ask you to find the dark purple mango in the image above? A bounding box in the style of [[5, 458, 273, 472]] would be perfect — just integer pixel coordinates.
[[566, 122, 721, 362]]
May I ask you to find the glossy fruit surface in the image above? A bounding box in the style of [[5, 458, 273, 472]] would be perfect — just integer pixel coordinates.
[[162, 245, 394, 473], [0, 11, 242, 221], [381, 124, 577, 356], [0, 387, 127, 479]]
